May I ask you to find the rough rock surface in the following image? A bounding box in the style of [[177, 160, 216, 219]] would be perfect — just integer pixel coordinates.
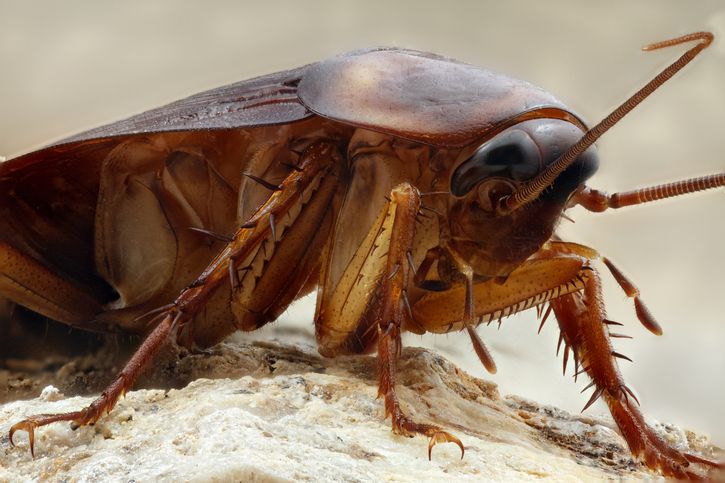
[[0, 338, 721, 482]]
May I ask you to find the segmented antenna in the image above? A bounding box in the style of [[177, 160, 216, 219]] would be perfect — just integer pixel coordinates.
[[498, 32, 715, 215], [574, 174, 725, 212]]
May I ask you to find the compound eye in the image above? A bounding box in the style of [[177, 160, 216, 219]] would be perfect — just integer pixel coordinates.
[[451, 129, 541, 196]]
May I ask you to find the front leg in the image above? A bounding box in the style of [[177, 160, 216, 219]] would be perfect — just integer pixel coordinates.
[[409, 243, 721, 477], [546, 243, 722, 479], [316, 183, 463, 458]]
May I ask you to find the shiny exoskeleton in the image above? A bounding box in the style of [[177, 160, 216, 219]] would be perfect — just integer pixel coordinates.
[[3, 34, 724, 479]]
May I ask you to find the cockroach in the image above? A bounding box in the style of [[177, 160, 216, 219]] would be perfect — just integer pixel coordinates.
[[2, 32, 723, 478]]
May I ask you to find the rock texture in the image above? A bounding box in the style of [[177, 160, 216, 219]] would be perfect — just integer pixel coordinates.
[[0, 338, 721, 482]]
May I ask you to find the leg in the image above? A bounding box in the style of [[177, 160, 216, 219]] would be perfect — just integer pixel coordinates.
[[316, 183, 463, 458], [0, 242, 102, 328], [543, 240, 662, 335], [9, 313, 172, 456], [549, 255, 722, 479], [411, 254, 590, 333], [9, 141, 341, 455], [374, 185, 463, 459], [401, 234, 722, 475], [378, 316, 464, 460]]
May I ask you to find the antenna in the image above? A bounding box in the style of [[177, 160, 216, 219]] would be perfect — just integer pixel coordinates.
[[498, 32, 716, 215]]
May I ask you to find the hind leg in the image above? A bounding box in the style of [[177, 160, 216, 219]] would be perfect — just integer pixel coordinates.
[[9, 141, 341, 456]]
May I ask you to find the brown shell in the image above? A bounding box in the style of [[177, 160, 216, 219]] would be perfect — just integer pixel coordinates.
[[3, 47, 587, 173], [57, 65, 313, 147], [1, 65, 314, 177], [297, 48, 585, 147]]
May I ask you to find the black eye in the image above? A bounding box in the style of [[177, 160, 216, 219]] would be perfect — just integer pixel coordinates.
[[451, 129, 541, 196]]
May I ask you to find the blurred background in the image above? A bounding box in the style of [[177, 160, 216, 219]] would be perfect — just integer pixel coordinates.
[[1, 1, 723, 445]]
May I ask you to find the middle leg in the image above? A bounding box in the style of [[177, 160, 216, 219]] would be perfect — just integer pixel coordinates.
[[316, 183, 463, 458]]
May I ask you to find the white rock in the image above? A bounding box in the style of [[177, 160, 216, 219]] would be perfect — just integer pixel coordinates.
[[38, 385, 64, 402], [0, 340, 720, 481]]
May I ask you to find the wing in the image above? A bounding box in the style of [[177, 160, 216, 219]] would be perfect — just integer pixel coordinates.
[[3, 64, 313, 175], [0, 64, 317, 323], [298, 48, 586, 147], [57, 64, 313, 146]]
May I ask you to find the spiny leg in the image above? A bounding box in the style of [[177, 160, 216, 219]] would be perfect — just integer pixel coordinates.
[[9, 313, 173, 456], [0, 242, 103, 329], [411, 253, 590, 335], [599, 257, 662, 335], [409, 240, 721, 475], [377, 322, 464, 460], [549, 265, 722, 479], [8, 141, 339, 456], [375, 184, 464, 459], [543, 241, 663, 335]]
